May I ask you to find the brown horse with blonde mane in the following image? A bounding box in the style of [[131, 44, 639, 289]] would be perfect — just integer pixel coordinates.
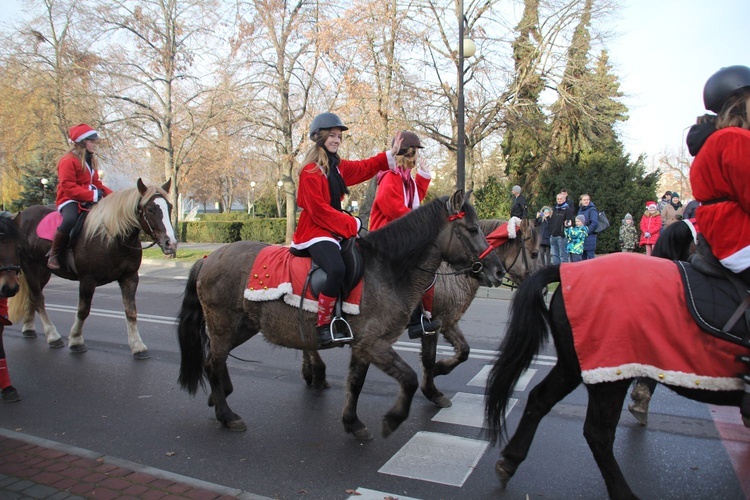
[[10, 179, 177, 359]]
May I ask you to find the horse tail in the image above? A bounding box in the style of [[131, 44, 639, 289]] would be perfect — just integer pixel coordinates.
[[177, 258, 208, 395], [8, 272, 29, 324], [485, 264, 560, 445]]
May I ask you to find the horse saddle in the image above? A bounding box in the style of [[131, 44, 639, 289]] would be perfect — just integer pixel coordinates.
[[676, 253, 750, 348], [292, 237, 364, 300]]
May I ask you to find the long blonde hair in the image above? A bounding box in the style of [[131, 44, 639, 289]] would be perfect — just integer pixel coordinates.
[[716, 88, 750, 130], [395, 148, 417, 169], [69, 142, 99, 172], [301, 129, 334, 176]]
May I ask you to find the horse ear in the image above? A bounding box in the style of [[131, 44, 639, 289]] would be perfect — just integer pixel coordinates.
[[161, 178, 172, 193], [464, 189, 473, 204], [137, 178, 148, 195], [449, 189, 465, 213]]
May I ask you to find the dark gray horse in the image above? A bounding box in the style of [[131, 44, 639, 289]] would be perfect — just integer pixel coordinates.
[[177, 191, 505, 441], [300, 218, 540, 408]]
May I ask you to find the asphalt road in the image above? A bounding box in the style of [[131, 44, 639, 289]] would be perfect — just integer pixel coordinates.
[[0, 262, 747, 499]]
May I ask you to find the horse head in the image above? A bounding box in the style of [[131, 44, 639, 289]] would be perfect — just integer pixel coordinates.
[[0, 214, 22, 298], [441, 190, 505, 287], [137, 178, 178, 255], [509, 219, 541, 283]]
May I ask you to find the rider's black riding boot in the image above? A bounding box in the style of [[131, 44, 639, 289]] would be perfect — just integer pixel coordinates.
[[738, 355, 750, 428], [47, 230, 69, 270], [407, 306, 441, 339], [316, 323, 350, 349]]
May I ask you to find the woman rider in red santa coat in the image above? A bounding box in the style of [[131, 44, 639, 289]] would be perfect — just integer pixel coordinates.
[[48, 124, 112, 269], [369, 130, 441, 339], [686, 64, 750, 424], [291, 112, 402, 348]]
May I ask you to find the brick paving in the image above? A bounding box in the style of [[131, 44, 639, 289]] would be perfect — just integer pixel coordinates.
[[0, 429, 271, 500]]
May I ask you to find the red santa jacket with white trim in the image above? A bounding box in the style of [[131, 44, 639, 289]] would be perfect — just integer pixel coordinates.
[[55, 152, 112, 208], [691, 127, 750, 273], [369, 168, 431, 231], [292, 152, 390, 249]]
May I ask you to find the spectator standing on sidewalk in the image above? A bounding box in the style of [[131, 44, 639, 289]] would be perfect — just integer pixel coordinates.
[[549, 193, 575, 264]]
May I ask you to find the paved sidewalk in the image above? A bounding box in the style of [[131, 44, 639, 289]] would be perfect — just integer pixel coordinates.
[[0, 429, 271, 499]]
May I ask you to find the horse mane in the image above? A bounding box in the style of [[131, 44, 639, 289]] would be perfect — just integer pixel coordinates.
[[361, 196, 450, 277], [83, 185, 168, 244], [652, 220, 695, 261]]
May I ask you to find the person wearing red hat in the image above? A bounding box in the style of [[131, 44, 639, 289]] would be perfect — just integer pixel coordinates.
[[369, 130, 439, 339], [291, 112, 402, 348], [639, 201, 661, 256], [48, 123, 112, 269]]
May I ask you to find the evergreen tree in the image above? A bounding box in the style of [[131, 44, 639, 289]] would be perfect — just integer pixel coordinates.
[[12, 152, 58, 211], [501, 0, 548, 201]]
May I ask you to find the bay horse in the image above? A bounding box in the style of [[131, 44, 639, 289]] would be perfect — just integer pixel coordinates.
[[629, 218, 699, 424], [177, 191, 505, 440], [0, 214, 23, 402], [485, 253, 748, 500], [9, 179, 177, 359], [300, 218, 541, 408]]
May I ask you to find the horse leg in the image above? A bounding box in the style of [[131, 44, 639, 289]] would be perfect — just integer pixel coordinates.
[[203, 313, 246, 431], [497, 362, 580, 487], [0, 326, 20, 403], [68, 279, 96, 353], [118, 272, 149, 359], [628, 377, 657, 426], [421, 323, 469, 408], [369, 346, 419, 438], [342, 354, 372, 441], [302, 350, 329, 389], [18, 269, 62, 347], [584, 380, 638, 500]]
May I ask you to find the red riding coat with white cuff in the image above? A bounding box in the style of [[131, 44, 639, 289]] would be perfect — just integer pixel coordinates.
[[292, 152, 391, 250], [55, 152, 112, 209], [369, 168, 431, 231], [690, 127, 750, 273]]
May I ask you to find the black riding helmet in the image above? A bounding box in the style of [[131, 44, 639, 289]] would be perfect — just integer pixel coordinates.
[[703, 65, 750, 113], [309, 112, 348, 141]]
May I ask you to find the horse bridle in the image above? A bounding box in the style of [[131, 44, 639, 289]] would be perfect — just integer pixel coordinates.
[[135, 195, 168, 250], [418, 202, 489, 277]]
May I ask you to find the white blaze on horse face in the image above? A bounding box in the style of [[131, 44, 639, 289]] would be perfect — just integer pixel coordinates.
[[154, 198, 178, 249]]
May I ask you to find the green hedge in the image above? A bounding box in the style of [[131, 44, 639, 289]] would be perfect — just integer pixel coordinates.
[[179, 218, 286, 244]]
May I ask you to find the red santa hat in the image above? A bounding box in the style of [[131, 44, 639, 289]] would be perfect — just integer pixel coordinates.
[[646, 201, 657, 210], [68, 123, 99, 144], [480, 216, 522, 259]]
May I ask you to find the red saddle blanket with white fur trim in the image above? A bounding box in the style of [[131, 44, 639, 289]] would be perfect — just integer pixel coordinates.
[[560, 253, 748, 391], [243, 245, 363, 315]]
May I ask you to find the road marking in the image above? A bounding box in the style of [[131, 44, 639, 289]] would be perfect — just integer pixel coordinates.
[[349, 488, 420, 500], [432, 392, 518, 429], [468, 365, 538, 390], [44, 304, 177, 325], [378, 431, 489, 487]]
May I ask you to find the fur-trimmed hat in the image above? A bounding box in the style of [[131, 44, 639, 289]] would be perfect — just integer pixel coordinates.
[[69, 123, 99, 143], [646, 201, 657, 210]]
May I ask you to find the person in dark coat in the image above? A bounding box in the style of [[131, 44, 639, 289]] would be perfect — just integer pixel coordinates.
[[535, 206, 552, 266], [549, 193, 575, 264], [683, 199, 699, 220], [577, 193, 599, 260], [510, 185, 527, 219]]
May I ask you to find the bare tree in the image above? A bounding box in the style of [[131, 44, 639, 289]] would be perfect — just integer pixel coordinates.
[[92, 0, 228, 227]]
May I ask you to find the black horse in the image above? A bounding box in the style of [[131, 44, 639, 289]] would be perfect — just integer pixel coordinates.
[[485, 253, 747, 499]]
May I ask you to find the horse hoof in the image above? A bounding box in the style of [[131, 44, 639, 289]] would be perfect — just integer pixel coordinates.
[[313, 380, 330, 390], [133, 350, 151, 360], [628, 404, 648, 426], [743, 415, 749, 428], [382, 417, 403, 438], [351, 428, 373, 442], [22, 330, 37, 338], [495, 461, 512, 488], [69, 344, 87, 353], [430, 394, 452, 408], [2, 387, 21, 403], [49, 339, 65, 348], [225, 419, 247, 432]]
